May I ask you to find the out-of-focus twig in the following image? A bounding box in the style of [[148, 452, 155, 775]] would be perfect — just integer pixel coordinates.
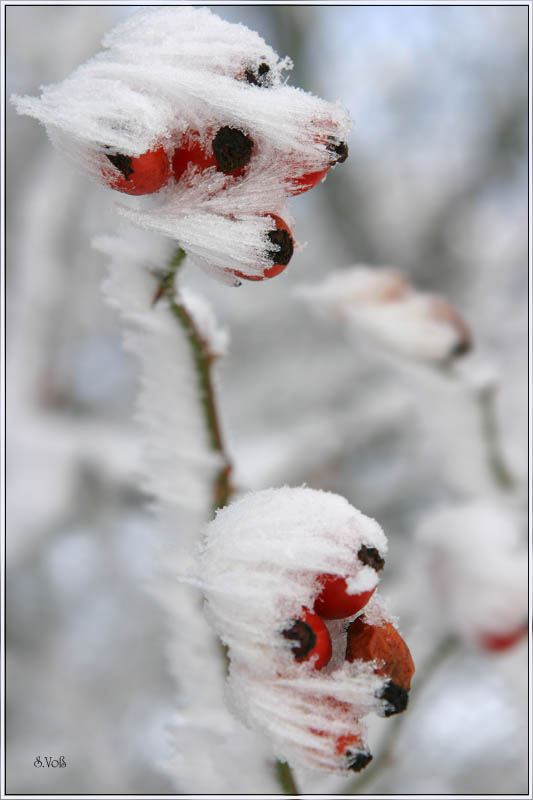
[[475, 383, 516, 492]]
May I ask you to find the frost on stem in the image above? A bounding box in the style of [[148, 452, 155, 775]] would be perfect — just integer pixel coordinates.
[[199, 486, 414, 773], [12, 6, 351, 283], [415, 502, 528, 652], [95, 227, 280, 792], [296, 265, 472, 363]]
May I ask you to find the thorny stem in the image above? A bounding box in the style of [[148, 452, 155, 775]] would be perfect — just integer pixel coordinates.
[[155, 248, 299, 795], [344, 634, 460, 795]]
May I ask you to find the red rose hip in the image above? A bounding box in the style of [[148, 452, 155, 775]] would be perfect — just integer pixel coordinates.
[[345, 617, 415, 716], [287, 136, 348, 196], [231, 213, 294, 281], [313, 545, 384, 620], [172, 126, 253, 184], [282, 607, 332, 670], [104, 146, 170, 195]]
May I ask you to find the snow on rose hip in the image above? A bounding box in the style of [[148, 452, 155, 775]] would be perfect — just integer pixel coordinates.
[[313, 544, 385, 619], [103, 146, 171, 195], [197, 487, 412, 773], [172, 126, 254, 183], [231, 214, 294, 281], [287, 134, 349, 196], [12, 6, 351, 283]]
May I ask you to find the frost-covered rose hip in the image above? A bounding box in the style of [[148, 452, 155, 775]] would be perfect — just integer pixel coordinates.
[[171, 131, 215, 181], [308, 702, 373, 772], [335, 733, 373, 772], [313, 545, 385, 620], [287, 136, 348, 196], [172, 126, 253, 183], [314, 577, 375, 620], [103, 146, 170, 195], [199, 487, 391, 773], [346, 617, 415, 716], [282, 608, 332, 670], [231, 214, 294, 281]]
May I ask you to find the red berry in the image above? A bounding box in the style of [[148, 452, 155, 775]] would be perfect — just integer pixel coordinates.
[[346, 617, 415, 716], [287, 166, 330, 196], [282, 607, 332, 670], [314, 575, 376, 620], [478, 624, 528, 652], [313, 545, 384, 619], [286, 137, 348, 196], [172, 126, 253, 184], [231, 213, 294, 282], [103, 146, 170, 195], [172, 131, 216, 182]]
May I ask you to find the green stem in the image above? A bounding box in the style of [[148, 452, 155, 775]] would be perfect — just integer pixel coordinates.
[[156, 248, 298, 795], [275, 760, 300, 795], [157, 248, 232, 513], [344, 635, 460, 794]]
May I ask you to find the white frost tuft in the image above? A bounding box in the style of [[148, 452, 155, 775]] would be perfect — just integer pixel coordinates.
[[12, 6, 351, 282], [96, 226, 278, 791], [199, 486, 393, 772]]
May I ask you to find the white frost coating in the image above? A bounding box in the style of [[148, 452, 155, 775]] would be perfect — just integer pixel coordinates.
[[97, 226, 223, 520], [296, 266, 471, 363], [199, 487, 392, 772], [179, 287, 229, 359], [97, 227, 277, 791], [415, 503, 528, 645], [12, 6, 351, 281]]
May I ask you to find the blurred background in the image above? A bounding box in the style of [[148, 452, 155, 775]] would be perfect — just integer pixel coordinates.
[[6, 4, 529, 795]]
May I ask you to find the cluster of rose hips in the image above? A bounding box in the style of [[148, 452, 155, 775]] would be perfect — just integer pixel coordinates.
[[100, 64, 347, 281], [281, 544, 415, 772]]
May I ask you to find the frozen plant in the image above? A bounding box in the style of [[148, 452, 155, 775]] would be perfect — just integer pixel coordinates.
[[199, 486, 414, 774], [13, 7, 411, 792], [12, 6, 350, 284]]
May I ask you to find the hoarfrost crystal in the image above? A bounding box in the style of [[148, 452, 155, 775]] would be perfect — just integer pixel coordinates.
[[199, 486, 403, 773], [12, 6, 351, 282]]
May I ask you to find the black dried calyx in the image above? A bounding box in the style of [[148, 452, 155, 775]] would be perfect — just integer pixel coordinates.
[[266, 226, 294, 267], [357, 545, 385, 572], [378, 680, 409, 717], [326, 137, 349, 165], [244, 61, 271, 87], [104, 151, 134, 180], [345, 749, 373, 772], [212, 126, 254, 173], [281, 618, 316, 660]]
